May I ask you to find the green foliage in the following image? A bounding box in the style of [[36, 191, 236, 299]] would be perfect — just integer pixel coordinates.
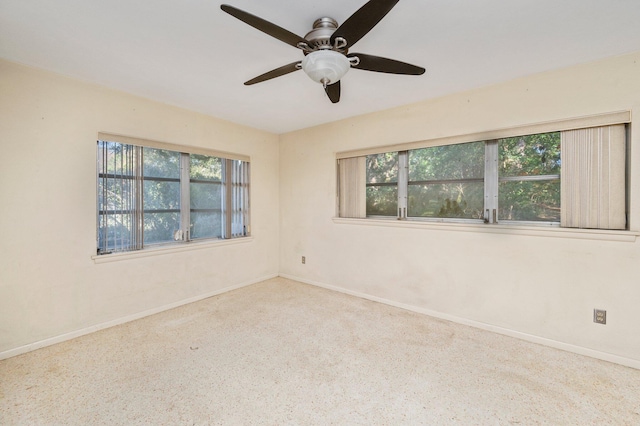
[[500, 133, 560, 177], [367, 152, 398, 184], [407, 142, 484, 219], [190, 212, 222, 239], [143, 147, 180, 178], [408, 183, 484, 219], [498, 133, 561, 221], [189, 155, 223, 238], [366, 152, 398, 216], [499, 180, 560, 221], [142, 148, 181, 244], [99, 142, 227, 249], [366, 186, 398, 216], [363, 133, 561, 222], [437, 199, 467, 217], [190, 154, 222, 180], [409, 142, 484, 181]]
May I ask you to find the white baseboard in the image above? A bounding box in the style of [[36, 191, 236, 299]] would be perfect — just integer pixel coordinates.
[[0, 273, 278, 361], [279, 273, 640, 371]]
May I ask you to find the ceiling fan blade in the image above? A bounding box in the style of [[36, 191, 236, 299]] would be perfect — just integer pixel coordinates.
[[244, 61, 301, 85], [348, 53, 425, 75], [330, 0, 399, 49], [324, 81, 341, 103], [221, 5, 311, 49]]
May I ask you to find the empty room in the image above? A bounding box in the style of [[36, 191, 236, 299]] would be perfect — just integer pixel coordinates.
[[2, 0, 640, 423]]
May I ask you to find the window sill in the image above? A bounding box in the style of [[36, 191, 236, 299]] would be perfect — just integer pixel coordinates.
[[332, 218, 638, 242], [92, 237, 253, 264]]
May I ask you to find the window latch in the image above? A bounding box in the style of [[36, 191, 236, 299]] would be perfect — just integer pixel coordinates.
[[484, 209, 497, 224]]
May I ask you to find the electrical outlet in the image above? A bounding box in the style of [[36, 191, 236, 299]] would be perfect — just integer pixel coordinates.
[[594, 309, 606, 325], [301, 256, 306, 264]]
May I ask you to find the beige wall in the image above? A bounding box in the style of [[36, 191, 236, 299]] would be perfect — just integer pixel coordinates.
[[279, 51, 640, 367], [2, 51, 640, 367], [0, 60, 280, 356]]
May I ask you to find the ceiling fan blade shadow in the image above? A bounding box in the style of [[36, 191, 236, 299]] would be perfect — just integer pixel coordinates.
[[324, 81, 341, 103], [244, 61, 301, 85], [330, 0, 399, 49], [349, 53, 425, 75], [221, 5, 310, 49]]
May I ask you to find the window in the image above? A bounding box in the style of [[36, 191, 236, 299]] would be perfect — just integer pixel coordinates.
[[142, 147, 182, 245], [97, 138, 249, 255], [364, 135, 561, 224], [366, 152, 398, 216], [337, 114, 628, 231], [497, 133, 561, 222], [408, 142, 485, 220], [189, 154, 223, 240]]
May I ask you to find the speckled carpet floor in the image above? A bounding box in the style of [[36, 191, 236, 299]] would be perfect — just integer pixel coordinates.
[[1, 277, 639, 425]]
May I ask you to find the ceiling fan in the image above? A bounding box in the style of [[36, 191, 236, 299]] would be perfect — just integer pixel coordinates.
[[220, 0, 425, 103]]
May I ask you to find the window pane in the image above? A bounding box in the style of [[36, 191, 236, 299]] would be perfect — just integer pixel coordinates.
[[190, 182, 222, 209], [98, 214, 132, 251], [190, 212, 222, 240], [499, 180, 560, 222], [143, 147, 181, 245], [100, 178, 136, 213], [144, 212, 180, 244], [367, 152, 398, 184], [190, 154, 223, 239], [366, 186, 397, 216], [190, 180, 222, 239], [409, 142, 484, 181], [500, 133, 561, 177], [98, 142, 249, 254], [144, 181, 180, 210], [97, 141, 141, 253], [143, 147, 180, 178], [366, 152, 398, 216], [408, 182, 484, 219], [190, 154, 222, 181]]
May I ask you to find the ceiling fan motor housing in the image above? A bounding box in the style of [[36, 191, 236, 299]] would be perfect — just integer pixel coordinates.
[[304, 17, 345, 52]]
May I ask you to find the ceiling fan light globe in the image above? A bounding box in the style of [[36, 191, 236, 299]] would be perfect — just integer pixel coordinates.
[[301, 50, 350, 85]]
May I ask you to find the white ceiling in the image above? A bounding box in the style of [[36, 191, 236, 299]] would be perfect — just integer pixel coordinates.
[[2, 0, 640, 134]]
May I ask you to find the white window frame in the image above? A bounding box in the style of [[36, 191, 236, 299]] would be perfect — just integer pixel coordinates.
[[364, 136, 564, 226], [337, 111, 630, 231], [96, 133, 250, 255]]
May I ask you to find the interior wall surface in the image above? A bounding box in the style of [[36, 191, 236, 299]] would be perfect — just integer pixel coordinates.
[[0, 60, 280, 355], [279, 51, 640, 367]]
